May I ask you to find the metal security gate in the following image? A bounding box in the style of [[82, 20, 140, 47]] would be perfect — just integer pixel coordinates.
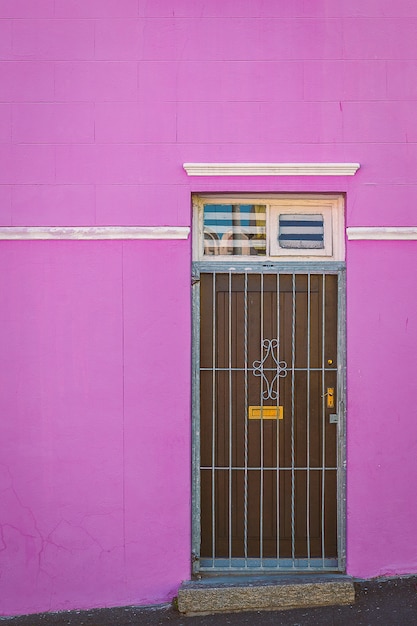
[[192, 263, 346, 573]]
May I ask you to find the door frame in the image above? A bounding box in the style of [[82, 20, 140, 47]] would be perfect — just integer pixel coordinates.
[[192, 260, 346, 575]]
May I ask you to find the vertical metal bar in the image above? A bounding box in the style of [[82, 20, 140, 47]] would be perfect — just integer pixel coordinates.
[[276, 272, 280, 565], [244, 273, 248, 564], [192, 268, 201, 575], [290, 274, 296, 565], [337, 269, 347, 571], [211, 273, 216, 566], [259, 273, 264, 562], [228, 272, 233, 566], [321, 273, 326, 565], [306, 273, 311, 566]]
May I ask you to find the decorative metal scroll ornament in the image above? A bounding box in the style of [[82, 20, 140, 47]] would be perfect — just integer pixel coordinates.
[[252, 339, 288, 401]]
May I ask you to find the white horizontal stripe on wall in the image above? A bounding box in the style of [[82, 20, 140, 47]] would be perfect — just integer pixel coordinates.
[[183, 163, 361, 176], [347, 227, 417, 240], [0, 226, 190, 240]]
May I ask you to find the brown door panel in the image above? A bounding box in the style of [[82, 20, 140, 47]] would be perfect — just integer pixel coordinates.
[[200, 272, 338, 563]]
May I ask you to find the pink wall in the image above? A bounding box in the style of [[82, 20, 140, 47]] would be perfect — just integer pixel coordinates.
[[346, 242, 417, 578], [1, 0, 417, 616], [0, 240, 191, 614]]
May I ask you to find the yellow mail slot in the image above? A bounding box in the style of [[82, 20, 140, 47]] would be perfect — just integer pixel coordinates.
[[248, 406, 283, 420]]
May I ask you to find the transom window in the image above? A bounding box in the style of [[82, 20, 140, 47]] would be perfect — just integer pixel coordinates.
[[193, 194, 345, 262]]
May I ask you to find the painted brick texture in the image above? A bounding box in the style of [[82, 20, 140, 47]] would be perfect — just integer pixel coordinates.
[[1, 0, 417, 617], [0, 7, 416, 227], [1, 2, 416, 227]]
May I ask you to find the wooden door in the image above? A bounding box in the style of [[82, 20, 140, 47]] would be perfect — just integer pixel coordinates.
[[199, 272, 339, 567]]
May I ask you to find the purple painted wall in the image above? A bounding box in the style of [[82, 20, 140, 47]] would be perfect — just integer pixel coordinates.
[[1, 0, 417, 616]]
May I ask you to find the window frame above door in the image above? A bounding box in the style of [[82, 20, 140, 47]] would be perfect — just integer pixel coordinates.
[[192, 194, 345, 263]]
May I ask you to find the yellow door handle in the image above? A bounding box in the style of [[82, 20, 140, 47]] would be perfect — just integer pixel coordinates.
[[327, 388, 334, 409]]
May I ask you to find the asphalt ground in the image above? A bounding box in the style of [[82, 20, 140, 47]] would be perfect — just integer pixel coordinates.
[[1, 577, 417, 625]]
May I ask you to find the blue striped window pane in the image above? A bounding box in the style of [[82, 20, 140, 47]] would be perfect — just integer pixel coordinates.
[[278, 214, 324, 249], [203, 204, 266, 256]]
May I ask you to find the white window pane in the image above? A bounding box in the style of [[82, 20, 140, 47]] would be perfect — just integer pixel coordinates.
[[278, 214, 324, 249]]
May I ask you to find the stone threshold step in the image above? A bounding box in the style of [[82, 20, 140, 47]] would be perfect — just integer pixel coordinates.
[[177, 574, 355, 615]]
